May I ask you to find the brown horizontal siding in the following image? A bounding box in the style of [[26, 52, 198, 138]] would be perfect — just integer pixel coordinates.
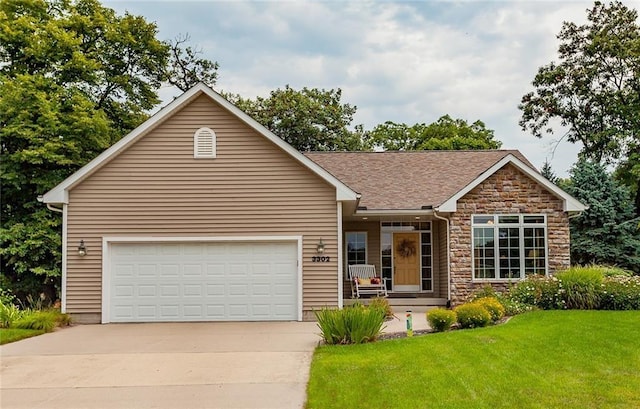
[[66, 94, 339, 317]]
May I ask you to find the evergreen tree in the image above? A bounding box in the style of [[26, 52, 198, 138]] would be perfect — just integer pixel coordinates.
[[566, 159, 640, 273]]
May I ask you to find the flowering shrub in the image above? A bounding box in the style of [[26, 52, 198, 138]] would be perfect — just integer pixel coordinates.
[[454, 303, 491, 329], [600, 275, 640, 310], [476, 297, 505, 322], [507, 266, 640, 311], [426, 308, 457, 332], [508, 274, 564, 310]]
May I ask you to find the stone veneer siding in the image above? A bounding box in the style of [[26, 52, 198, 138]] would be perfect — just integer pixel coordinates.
[[448, 163, 570, 305]]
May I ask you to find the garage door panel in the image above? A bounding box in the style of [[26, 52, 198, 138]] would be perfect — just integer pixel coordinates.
[[109, 241, 298, 322]]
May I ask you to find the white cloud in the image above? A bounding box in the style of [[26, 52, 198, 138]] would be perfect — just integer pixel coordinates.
[[104, 0, 632, 176]]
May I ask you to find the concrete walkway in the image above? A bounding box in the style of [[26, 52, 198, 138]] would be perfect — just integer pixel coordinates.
[[0, 322, 318, 409], [385, 307, 432, 334]]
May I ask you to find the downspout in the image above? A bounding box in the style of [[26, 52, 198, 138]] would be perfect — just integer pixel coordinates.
[[40, 196, 66, 311], [433, 209, 451, 305]]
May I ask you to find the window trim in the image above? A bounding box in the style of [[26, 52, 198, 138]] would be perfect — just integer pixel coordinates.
[[471, 214, 548, 282], [345, 231, 368, 268], [193, 127, 216, 158]]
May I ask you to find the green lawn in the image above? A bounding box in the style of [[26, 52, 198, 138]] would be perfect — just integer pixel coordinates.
[[306, 310, 640, 409], [0, 328, 45, 345]]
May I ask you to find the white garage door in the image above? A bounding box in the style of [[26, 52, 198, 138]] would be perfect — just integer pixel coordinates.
[[107, 241, 298, 323]]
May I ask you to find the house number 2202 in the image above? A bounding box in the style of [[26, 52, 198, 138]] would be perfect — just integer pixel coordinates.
[[312, 256, 331, 262]]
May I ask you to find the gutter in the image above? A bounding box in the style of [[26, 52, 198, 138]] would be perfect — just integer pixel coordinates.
[[38, 195, 63, 213]]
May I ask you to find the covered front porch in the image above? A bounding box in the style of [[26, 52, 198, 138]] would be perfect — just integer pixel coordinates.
[[341, 213, 450, 308]]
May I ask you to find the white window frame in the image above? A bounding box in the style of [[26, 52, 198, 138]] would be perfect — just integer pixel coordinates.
[[193, 127, 216, 158], [471, 214, 548, 281], [345, 231, 367, 268]]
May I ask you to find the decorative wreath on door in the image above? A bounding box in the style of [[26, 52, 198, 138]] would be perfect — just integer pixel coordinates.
[[396, 239, 416, 258]]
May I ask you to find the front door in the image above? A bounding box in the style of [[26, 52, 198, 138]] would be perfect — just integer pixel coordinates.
[[393, 232, 420, 291]]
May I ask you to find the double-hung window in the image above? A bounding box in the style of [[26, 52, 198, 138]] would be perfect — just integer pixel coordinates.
[[472, 215, 547, 280], [345, 232, 367, 266]]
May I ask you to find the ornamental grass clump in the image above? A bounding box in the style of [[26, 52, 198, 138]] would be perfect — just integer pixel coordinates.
[[555, 267, 603, 309], [454, 303, 491, 329], [315, 304, 386, 345], [476, 297, 505, 322], [426, 308, 456, 332], [368, 297, 394, 319]]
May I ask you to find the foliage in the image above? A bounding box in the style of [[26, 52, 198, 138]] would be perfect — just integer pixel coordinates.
[[540, 160, 558, 184], [508, 274, 563, 310], [369, 115, 502, 151], [0, 300, 24, 328], [475, 297, 505, 322], [426, 308, 456, 332], [555, 267, 604, 309], [507, 266, 640, 311], [518, 1, 640, 213], [165, 33, 219, 91], [226, 86, 369, 151], [307, 311, 640, 409], [12, 310, 58, 331], [368, 297, 394, 319], [315, 304, 386, 345], [0, 0, 218, 302], [0, 328, 45, 345], [565, 160, 640, 272], [454, 303, 492, 329], [471, 285, 532, 316], [600, 275, 640, 310]]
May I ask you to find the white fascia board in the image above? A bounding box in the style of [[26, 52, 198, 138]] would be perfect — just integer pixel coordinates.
[[437, 154, 587, 213], [43, 82, 358, 204], [354, 209, 436, 217]]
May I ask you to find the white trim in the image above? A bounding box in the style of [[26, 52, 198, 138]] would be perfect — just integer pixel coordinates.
[[61, 204, 68, 313], [42, 83, 358, 204], [100, 235, 303, 324], [356, 209, 435, 217], [433, 211, 451, 302], [437, 154, 586, 213], [337, 202, 344, 309], [470, 214, 548, 281]]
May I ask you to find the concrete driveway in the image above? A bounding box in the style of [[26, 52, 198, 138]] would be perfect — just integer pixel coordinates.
[[0, 321, 319, 409]]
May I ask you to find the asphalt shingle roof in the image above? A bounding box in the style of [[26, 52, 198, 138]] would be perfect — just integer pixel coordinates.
[[304, 150, 536, 210]]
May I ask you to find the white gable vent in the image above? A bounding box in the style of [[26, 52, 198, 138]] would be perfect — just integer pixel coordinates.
[[194, 127, 216, 158]]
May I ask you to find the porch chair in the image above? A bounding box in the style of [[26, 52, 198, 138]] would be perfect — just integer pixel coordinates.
[[348, 264, 388, 298]]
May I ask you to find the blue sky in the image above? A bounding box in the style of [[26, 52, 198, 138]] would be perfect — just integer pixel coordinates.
[[104, 0, 637, 177]]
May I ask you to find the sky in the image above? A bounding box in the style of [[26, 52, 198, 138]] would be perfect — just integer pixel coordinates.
[[105, 0, 639, 177]]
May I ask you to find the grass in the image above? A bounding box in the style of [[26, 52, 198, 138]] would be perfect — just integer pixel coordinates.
[[306, 310, 640, 409], [0, 328, 45, 345]]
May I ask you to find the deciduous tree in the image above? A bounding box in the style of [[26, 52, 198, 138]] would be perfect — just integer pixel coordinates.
[[0, 0, 218, 301], [369, 115, 502, 151], [226, 86, 369, 151], [519, 1, 640, 213]]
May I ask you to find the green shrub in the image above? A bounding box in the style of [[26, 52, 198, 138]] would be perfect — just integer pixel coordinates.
[[476, 297, 505, 322], [599, 275, 640, 310], [426, 308, 456, 332], [0, 301, 24, 328], [454, 303, 491, 329], [369, 297, 394, 319], [508, 275, 563, 310], [12, 310, 59, 332], [555, 267, 603, 309], [599, 265, 634, 277], [315, 304, 386, 345]]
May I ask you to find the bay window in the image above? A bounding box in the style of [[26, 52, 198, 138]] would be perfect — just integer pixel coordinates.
[[472, 215, 547, 280]]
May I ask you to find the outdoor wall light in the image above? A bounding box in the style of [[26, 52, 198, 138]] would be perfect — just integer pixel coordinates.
[[316, 238, 325, 254], [78, 240, 87, 257]]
